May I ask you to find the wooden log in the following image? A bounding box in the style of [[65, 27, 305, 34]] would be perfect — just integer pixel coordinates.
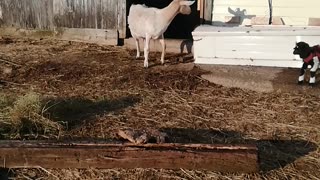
[[0, 140, 258, 173]]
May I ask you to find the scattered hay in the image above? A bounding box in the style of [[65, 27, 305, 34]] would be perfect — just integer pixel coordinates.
[[0, 37, 319, 179], [0, 92, 63, 139]]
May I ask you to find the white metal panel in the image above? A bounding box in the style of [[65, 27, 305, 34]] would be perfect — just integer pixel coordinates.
[[192, 25, 320, 68]]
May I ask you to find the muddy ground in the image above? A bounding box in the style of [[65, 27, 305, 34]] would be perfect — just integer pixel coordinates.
[[0, 37, 319, 179]]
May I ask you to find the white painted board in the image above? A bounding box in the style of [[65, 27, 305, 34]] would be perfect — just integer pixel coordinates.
[[192, 25, 320, 68]]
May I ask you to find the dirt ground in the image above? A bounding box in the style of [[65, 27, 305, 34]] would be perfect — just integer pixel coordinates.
[[199, 64, 320, 94], [0, 37, 319, 179]]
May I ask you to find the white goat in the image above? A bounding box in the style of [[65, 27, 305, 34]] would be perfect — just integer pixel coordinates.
[[128, 0, 195, 68]]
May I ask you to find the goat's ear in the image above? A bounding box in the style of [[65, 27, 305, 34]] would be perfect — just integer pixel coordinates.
[[180, 0, 195, 6]]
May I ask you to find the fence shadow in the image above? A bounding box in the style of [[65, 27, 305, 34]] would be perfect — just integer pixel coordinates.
[[160, 128, 317, 172]]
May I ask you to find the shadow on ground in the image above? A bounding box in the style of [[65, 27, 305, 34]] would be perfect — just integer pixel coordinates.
[[161, 128, 318, 173], [44, 95, 141, 130], [272, 67, 320, 94]]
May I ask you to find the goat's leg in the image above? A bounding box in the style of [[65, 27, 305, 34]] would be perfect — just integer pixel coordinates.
[[298, 63, 308, 84], [134, 38, 140, 59], [144, 35, 151, 68], [309, 57, 319, 85], [159, 34, 166, 65]]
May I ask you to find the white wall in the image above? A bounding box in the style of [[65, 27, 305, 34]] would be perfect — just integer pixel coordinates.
[[273, 0, 320, 26], [212, 0, 320, 26], [192, 26, 320, 68], [212, 0, 270, 25]]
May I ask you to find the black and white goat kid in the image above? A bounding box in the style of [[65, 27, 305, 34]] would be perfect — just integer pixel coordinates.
[[293, 41, 320, 86]]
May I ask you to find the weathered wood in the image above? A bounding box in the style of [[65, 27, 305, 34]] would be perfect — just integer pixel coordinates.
[[117, 0, 127, 39], [308, 18, 320, 26], [55, 28, 118, 45], [204, 0, 213, 24], [0, 0, 54, 29], [52, 0, 126, 38], [0, 27, 118, 46], [53, 0, 117, 29], [0, 140, 258, 173], [0, 0, 127, 40]]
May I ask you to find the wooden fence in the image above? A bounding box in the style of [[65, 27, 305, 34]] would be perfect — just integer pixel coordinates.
[[0, 0, 126, 45]]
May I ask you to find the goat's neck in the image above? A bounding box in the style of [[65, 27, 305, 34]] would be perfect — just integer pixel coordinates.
[[159, 2, 180, 25]]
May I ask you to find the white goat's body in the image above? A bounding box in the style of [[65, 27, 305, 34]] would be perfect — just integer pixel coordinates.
[[128, 5, 169, 40], [128, 0, 195, 68]]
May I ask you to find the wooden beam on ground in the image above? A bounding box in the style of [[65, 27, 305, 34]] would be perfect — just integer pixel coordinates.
[[0, 141, 258, 173]]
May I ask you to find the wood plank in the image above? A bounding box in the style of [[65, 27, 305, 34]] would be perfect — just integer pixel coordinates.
[[0, 27, 118, 45], [55, 27, 118, 45], [117, 0, 126, 38], [0, 140, 258, 173], [124, 38, 193, 54], [203, 0, 213, 24], [308, 18, 320, 26]]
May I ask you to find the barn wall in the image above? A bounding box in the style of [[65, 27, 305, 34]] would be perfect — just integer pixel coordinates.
[[0, 0, 126, 43], [0, 0, 54, 29]]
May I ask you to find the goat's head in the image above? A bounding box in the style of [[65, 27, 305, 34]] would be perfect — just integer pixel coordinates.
[[293, 41, 312, 59], [176, 0, 195, 15]]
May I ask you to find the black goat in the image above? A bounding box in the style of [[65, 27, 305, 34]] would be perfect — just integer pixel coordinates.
[[293, 41, 320, 86]]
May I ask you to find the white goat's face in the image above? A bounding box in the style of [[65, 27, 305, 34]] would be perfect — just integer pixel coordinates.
[[178, 0, 195, 15]]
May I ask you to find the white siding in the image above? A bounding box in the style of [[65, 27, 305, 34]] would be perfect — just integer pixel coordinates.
[[273, 0, 320, 26], [212, 0, 269, 25], [212, 0, 320, 26], [192, 25, 320, 68]]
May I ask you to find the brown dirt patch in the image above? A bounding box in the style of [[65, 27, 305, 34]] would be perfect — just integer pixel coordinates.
[[0, 37, 319, 179]]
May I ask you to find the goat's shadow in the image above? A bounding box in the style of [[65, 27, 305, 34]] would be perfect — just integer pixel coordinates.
[[180, 39, 193, 54], [44, 95, 141, 130], [160, 128, 318, 172], [210, 7, 256, 26]]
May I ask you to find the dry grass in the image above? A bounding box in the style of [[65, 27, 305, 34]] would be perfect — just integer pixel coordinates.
[[0, 37, 319, 179], [0, 92, 63, 139]]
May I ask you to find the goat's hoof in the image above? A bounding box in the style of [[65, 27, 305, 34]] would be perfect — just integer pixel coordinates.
[[144, 63, 149, 68], [297, 81, 303, 85], [308, 83, 315, 87]]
